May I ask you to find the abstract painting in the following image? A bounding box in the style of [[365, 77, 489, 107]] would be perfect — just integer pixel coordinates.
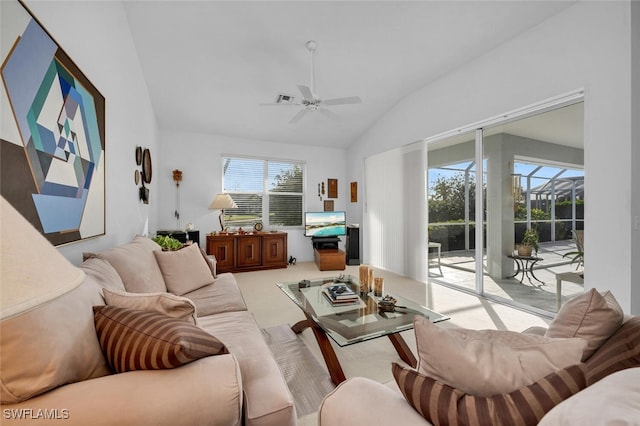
[[1, 0, 105, 246]]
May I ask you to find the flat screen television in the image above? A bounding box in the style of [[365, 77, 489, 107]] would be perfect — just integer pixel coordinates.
[[304, 211, 347, 237]]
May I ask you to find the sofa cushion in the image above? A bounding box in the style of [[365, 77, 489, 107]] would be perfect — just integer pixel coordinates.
[[584, 315, 640, 384], [0, 275, 111, 403], [184, 273, 247, 316], [200, 247, 217, 278], [414, 315, 587, 396], [393, 362, 587, 426], [103, 288, 198, 325], [153, 243, 215, 295], [539, 367, 640, 425], [197, 310, 296, 426], [545, 288, 624, 360], [80, 257, 127, 292], [93, 305, 228, 373], [92, 236, 167, 293]]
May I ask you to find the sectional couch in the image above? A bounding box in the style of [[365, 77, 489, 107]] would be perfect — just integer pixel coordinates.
[[1, 235, 296, 425], [319, 288, 640, 425]]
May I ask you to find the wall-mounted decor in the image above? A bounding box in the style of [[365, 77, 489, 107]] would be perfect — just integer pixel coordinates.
[[324, 200, 334, 212], [142, 148, 152, 184], [351, 182, 358, 202], [1, 0, 106, 246], [327, 178, 338, 198], [135, 146, 142, 166], [172, 169, 183, 228]]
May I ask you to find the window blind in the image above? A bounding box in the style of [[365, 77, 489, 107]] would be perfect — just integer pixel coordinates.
[[222, 156, 304, 228]]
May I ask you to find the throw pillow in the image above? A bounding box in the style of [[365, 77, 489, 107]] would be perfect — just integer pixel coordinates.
[[545, 288, 624, 360], [584, 315, 640, 385], [93, 305, 228, 373], [392, 362, 587, 426], [414, 315, 587, 396], [102, 288, 198, 325], [154, 243, 215, 295], [92, 235, 167, 293]]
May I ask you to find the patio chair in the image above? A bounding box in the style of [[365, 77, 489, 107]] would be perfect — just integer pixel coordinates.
[[572, 230, 584, 268]]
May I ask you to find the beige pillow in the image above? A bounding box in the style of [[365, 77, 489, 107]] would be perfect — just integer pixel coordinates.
[[103, 288, 198, 325], [93, 236, 167, 293], [414, 315, 587, 396], [154, 243, 215, 295], [545, 288, 624, 360], [93, 306, 228, 373]]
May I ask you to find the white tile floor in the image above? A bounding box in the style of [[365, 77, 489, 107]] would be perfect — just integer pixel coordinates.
[[430, 240, 584, 314]]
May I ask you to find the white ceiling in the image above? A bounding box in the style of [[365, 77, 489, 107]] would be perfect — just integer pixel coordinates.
[[123, 1, 577, 149]]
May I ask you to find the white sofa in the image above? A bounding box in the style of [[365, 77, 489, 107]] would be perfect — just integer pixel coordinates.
[[319, 291, 640, 425], [1, 236, 296, 426]]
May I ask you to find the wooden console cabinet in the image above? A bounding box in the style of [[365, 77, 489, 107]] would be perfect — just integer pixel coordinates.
[[206, 232, 288, 273], [314, 248, 346, 271]]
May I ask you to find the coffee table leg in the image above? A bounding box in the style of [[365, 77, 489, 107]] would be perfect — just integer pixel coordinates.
[[291, 319, 312, 334], [291, 313, 346, 386], [388, 333, 417, 368]]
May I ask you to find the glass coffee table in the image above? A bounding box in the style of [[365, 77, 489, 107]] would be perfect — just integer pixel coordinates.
[[277, 275, 449, 385]]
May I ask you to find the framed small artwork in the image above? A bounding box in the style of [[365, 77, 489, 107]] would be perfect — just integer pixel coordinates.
[[327, 178, 338, 198], [350, 182, 358, 202], [324, 200, 334, 212]]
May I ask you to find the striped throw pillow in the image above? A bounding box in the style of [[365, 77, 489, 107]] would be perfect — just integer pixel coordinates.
[[392, 362, 587, 426], [584, 315, 640, 385], [93, 305, 228, 373]]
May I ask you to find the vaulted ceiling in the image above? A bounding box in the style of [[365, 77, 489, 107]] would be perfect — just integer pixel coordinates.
[[123, 1, 576, 148]]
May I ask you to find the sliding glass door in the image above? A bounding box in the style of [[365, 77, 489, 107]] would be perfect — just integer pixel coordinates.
[[481, 102, 584, 313], [426, 131, 479, 293], [425, 99, 584, 314]]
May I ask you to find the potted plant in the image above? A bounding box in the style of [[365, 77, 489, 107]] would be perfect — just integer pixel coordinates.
[[152, 235, 183, 251], [517, 228, 539, 256]]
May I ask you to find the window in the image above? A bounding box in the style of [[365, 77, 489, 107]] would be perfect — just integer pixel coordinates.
[[222, 156, 304, 228]]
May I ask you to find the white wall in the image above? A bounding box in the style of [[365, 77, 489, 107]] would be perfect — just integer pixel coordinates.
[[347, 2, 638, 313], [631, 0, 640, 314], [156, 130, 347, 263], [24, 1, 160, 265]]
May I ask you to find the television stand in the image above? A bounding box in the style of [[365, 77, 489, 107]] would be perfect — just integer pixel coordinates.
[[314, 248, 346, 271], [311, 237, 345, 270], [311, 236, 340, 250]]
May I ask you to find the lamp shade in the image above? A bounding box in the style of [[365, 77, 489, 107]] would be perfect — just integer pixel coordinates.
[[208, 194, 237, 210], [0, 197, 85, 320]]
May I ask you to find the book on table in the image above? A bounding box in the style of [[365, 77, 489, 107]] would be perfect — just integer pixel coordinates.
[[323, 290, 358, 305], [322, 284, 358, 305], [326, 284, 357, 300]]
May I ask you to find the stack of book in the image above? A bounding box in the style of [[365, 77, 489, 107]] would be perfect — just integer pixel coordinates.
[[323, 283, 359, 305]]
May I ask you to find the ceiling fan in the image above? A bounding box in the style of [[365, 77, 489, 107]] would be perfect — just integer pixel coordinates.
[[260, 40, 362, 124]]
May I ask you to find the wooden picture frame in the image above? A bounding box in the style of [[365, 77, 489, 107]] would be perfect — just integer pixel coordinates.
[[324, 200, 334, 212], [350, 182, 358, 202], [327, 178, 338, 198]]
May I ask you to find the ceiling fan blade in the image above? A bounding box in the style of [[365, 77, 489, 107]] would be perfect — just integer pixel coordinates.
[[318, 108, 341, 121], [297, 85, 315, 101], [322, 96, 362, 106], [289, 109, 308, 124], [259, 102, 301, 107]]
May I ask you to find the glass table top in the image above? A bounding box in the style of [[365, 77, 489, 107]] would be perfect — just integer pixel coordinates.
[[277, 275, 449, 347]]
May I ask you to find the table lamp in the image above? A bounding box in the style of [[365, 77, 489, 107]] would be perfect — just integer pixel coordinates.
[[208, 193, 237, 232], [1, 196, 85, 321]]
